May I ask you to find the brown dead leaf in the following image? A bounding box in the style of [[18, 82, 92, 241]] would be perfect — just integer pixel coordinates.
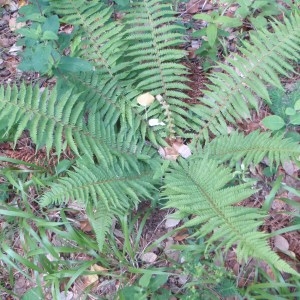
[[81, 265, 101, 288], [18, 0, 27, 7], [186, 0, 201, 14], [80, 219, 93, 232], [173, 233, 189, 241], [158, 146, 179, 160], [173, 228, 189, 241], [9, 17, 25, 31], [159, 138, 192, 160]]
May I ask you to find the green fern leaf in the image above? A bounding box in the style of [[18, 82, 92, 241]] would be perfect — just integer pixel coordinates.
[[0, 83, 156, 170], [192, 12, 300, 143], [0, 83, 84, 156], [163, 158, 298, 275], [41, 159, 156, 250], [124, 0, 196, 137], [196, 130, 300, 167]]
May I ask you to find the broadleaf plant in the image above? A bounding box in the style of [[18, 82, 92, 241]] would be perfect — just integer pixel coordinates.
[[1, 0, 300, 277]]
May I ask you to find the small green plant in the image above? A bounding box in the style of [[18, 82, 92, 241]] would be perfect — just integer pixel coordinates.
[[262, 83, 300, 141], [16, 0, 93, 74], [178, 246, 239, 300], [220, 0, 293, 29], [118, 273, 171, 300], [192, 11, 242, 66]]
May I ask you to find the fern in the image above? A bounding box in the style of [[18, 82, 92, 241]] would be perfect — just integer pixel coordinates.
[[196, 130, 300, 167], [268, 81, 300, 120], [0, 83, 155, 170], [41, 159, 156, 249], [163, 158, 298, 275], [1, 0, 299, 275], [192, 13, 300, 143], [50, 0, 183, 145], [124, 0, 198, 138]]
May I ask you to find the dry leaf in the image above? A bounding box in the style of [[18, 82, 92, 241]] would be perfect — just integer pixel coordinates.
[[137, 92, 155, 106], [283, 160, 299, 176], [186, 0, 200, 14], [158, 146, 179, 160], [274, 235, 289, 252], [177, 144, 192, 158], [18, 0, 27, 7], [141, 252, 157, 263], [82, 265, 100, 288], [173, 233, 189, 241], [80, 219, 93, 232], [148, 119, 165, 126], [172, 141, 192, 158], [165, 218, 180, 228], [92, 264, 108, 272]]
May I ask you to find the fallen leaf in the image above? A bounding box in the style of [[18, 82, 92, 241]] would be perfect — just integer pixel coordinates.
[[177, 144, 192, 158], [137, 92, 155, 106], [92, 264, 108, 272], [173, 233, 189, 241], [148, 118, 165, 126], [9, 17, 25, 31], [82, 265, 99, 287], [141, 252, 157, 263], [158, 146, 179, 160], [80, 219, 93, 232], [172, 140, 192, 158], [283, 160, 299, 176], [186, 0, 200, 14], [18, 0, 27, 7], [165, 218, 180, 228], [274, 235, 289, 252]]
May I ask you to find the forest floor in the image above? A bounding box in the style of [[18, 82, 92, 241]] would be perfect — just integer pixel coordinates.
[[0, 0, 300, 299]]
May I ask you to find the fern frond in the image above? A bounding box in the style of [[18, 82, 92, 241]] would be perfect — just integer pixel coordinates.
[[0, 83, 84, 157], [41, 159, 156, 249], [125, 0, 197, 137], [196, 130, 300, 167], [163, 159, 298, 275], [86, 201, 114, 251], [50, 0, 168, 145], [50, 0, 125, 70], [0, 83, 156, 170], [41, 159, 155, 207], [192, 12, 300, 143]]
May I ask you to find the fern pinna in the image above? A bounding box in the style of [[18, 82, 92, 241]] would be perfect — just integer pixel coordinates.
[[1, 0, 300, 275]]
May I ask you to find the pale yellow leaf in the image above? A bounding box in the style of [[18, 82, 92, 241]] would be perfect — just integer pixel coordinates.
[[137, 92, 155, 106]]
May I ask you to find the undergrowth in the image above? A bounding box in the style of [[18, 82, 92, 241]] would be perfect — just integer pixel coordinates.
[[0, 0, 300, 299]]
